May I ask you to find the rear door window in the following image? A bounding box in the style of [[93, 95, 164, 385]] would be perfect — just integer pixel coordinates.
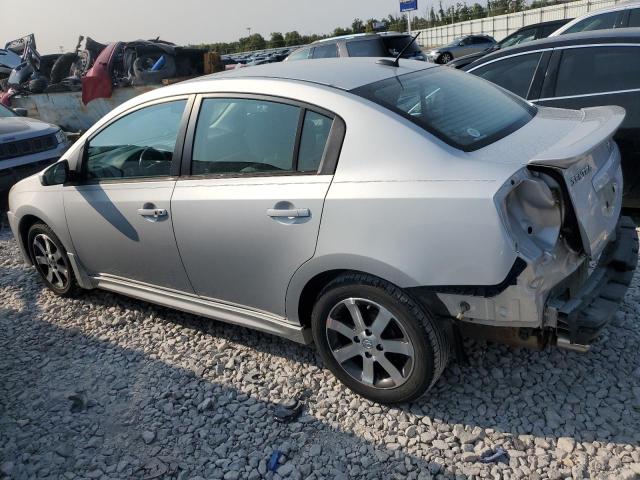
[[554, 46, 640, 97], [313, 43, 339, 59], [471, 52, 542, 98], [191, 98, 334, 175], [563, 11, 619, 34], [346, 39, 387, 57], [351, 67, 535, 151]]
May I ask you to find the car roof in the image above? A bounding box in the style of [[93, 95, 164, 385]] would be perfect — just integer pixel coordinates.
[[577, 0, 639, 12], [187, 58, 435, 91], [514, 18, 573, 29], [313, 31, 408, 45], [468, 27, 640, 65]]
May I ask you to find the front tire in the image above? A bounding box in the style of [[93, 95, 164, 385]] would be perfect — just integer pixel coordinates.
[[311, 273, 449, 404], [438, 52, 453, 64], [27, 223, 79, 297]]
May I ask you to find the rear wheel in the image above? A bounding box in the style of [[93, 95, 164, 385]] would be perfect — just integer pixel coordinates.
[[311, 273, 449, 404], [27, 223, 79, 297]]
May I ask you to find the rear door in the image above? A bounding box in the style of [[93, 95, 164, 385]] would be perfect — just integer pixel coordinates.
[[534, 45, 640, 200], [171, 95, 345, 316]]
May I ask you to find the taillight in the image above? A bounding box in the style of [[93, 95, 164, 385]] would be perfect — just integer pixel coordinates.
[[502, 171, 564, 259]]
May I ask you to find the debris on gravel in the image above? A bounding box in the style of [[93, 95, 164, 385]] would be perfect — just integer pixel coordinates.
[[1, 229, 640, 479]]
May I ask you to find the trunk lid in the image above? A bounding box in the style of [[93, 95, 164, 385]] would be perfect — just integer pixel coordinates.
[[529, 106, 625, 257]]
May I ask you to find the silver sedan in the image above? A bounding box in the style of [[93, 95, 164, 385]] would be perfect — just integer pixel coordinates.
[[7, 58, 636, 403]]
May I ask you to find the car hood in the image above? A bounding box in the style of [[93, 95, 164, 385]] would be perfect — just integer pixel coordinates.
[[0, 116, 59, 142]]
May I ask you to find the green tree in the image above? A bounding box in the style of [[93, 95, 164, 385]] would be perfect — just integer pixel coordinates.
[[333, 27, 352, 37], [284, 31, 303, 46], [352, 18, 365, 33], [269, 32, 285, 48]]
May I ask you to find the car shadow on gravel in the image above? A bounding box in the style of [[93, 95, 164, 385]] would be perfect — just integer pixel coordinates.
[[1, 298, 460, 479], [79, 283, 640, 445], [2, 230, 640, 478]]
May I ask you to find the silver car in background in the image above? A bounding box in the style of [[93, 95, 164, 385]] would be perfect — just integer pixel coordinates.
[[7, 59, 637, 403], [426, 34, 496, 64]]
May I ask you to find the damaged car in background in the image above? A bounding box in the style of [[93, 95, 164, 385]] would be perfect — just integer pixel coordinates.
[[1, 34, 212, 131], [6, 59, 638, 403]]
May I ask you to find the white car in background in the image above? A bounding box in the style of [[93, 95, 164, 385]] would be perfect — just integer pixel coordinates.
[[550, 0, 640, 35], [6, 59, 638, 403]]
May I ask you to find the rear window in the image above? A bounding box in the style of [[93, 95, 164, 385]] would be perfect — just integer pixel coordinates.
[[382, 36, 422, 56], [346, 39, 387, 57], [351, 68, 536, 151]]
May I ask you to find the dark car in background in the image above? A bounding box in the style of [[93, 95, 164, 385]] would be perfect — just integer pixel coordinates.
[[463, 29, 640, 206], [285, 32, 426, 62], [447, 19, 572, 69], [425, 34, 495, 64]]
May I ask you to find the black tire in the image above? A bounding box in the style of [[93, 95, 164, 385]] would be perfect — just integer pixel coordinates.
[[438, 52, 453, 64], [49, 52, 78, 84], [311, 273, 449, 404], [27, 223, 79, 297]]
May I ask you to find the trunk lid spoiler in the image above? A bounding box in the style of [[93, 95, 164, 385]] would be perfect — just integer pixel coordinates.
[[529, 106, 626, 257]]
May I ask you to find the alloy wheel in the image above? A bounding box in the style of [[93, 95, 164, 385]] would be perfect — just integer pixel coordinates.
[[325, 298, 415, 389], [32, 233, 69, 289]]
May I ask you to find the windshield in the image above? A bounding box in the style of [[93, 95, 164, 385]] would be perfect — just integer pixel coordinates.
[[447, 37, 465, 46], [499, 29, 537, 48], [351, 67, 536, 151], [0, 104, 16, 118]]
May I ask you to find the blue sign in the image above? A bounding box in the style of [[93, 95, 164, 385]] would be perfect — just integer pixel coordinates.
[[400, 0, 418, 12]]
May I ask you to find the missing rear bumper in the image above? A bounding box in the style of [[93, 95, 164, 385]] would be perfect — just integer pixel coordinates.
[[548, 216, 638, 348]]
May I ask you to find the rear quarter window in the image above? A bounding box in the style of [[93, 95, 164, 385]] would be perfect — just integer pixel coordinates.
[[346, 39, 388, 57], [351, 67, 535, 151]]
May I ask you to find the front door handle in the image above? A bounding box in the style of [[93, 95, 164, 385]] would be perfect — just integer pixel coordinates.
[[138, 208, 168, 218], [267, 208, 310, 218]]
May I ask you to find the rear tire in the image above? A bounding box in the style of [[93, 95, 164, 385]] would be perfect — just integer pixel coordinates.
[[27, 223, 79, 297], [311, 273, 449, 404]]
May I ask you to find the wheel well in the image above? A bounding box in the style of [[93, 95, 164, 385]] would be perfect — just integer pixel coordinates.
[[297, 269, 349, 328], [18, 214, 44, 262]]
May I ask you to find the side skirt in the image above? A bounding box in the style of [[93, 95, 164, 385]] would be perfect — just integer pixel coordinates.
[[92, 274, 313, 344]]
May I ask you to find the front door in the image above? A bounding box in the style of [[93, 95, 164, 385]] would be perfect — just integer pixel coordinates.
[[172, 96, 342, 316], [64, 98, 194, 292]]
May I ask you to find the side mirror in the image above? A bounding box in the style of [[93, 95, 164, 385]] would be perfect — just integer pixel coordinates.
[[40, 160, 70, 186], [458, 42, 465, 46], [13, 107, 28, 117]]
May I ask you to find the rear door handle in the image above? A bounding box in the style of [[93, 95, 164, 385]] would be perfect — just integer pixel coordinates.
[[138, 208, 168, 218], [267, 208, 310, 218]]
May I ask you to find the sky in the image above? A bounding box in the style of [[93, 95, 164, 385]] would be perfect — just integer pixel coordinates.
[[1, 0, 442, 54]]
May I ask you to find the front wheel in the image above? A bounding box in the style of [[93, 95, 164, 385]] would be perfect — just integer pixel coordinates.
[[27, 223, 79, 297], [438, 52, 453, 64], [311, 273, 449, 404]]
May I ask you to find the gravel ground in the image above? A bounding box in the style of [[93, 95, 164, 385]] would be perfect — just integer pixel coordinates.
[[1, 228, 640, 480]]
